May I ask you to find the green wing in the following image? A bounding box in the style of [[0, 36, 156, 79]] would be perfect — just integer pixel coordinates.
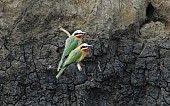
[[63, 48, 82, 67], [62, 36, 78, 59], [57, 36, 80, 72]]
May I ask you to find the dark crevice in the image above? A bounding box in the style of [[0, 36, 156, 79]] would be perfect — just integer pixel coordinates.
[[146, 3, 155, 23], [139, 3, 155, 29]]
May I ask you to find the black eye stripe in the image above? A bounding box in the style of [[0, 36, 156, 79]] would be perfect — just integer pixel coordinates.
[[81, 46, 88, 49]]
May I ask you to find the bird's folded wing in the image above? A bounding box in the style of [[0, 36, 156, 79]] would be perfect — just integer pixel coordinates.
[[63, 49, 82, 67]]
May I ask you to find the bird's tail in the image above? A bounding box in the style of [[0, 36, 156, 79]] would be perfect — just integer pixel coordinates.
[[57, 59, 63, 72], [56, 67, 66, 79], [57, 51, 67, 72]]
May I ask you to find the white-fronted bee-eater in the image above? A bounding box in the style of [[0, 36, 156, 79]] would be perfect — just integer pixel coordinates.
[[57, 30, 86, 73], [56, 43, 92, 79]]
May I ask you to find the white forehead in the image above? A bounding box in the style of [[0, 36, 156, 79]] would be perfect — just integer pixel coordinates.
[[73, 30, 83, 34], [81, 43, 88, 46]]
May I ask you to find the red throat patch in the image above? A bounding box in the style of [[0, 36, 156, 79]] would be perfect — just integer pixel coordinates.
[[82, 47, 88, 52], [75, 34, 82, 39]]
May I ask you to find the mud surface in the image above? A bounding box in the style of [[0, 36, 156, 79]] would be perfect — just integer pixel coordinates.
[[1, 0, 170, 106]]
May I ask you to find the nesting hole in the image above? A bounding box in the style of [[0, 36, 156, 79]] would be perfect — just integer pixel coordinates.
[[146, 3, 155, 22]]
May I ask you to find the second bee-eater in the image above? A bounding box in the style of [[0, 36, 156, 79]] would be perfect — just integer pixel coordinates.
[[57, 30, 86, 72], [56, 43, 92, 79]]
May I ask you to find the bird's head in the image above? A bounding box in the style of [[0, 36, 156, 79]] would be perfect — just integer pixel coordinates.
[[80, 43, 92, 52], [72, 30, 86, 39]]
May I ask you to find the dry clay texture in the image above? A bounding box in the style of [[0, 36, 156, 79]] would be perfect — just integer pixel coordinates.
[[1, 0, 170, 106]]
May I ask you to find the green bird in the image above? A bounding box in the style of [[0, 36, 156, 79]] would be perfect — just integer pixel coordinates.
[[57, 30, 86, 73], [56, 43, 92, 79]]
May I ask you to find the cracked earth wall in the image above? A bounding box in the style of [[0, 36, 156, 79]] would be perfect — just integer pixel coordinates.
[[1, 0, 170, 106]]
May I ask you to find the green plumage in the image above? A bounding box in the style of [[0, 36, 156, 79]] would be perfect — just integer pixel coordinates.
[[57, 36, 81, 72], [56, 47, 82, 79], [63, 48, 82, 67]]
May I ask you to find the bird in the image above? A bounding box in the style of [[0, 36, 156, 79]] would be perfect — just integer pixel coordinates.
[[57, 30, 86, 73], [56, 43, 92, 79]]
